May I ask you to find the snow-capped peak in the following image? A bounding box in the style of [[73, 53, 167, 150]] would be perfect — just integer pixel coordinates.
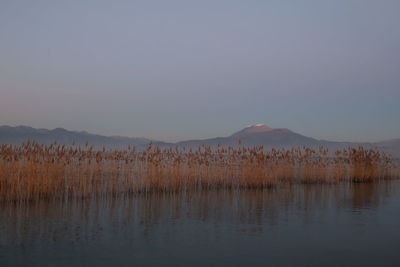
[[231, 123, 274, 137]]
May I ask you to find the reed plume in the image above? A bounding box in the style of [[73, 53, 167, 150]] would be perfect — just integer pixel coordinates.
[[0, 142, 398, 202]]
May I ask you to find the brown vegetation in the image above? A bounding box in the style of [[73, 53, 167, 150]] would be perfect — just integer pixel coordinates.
[[0, 142, 398, 202]]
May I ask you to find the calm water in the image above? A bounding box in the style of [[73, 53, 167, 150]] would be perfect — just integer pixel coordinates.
[[1, 181, 400, 267]]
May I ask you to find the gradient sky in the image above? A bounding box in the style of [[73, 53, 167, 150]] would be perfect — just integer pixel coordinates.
[[1, 0, 399, 142]]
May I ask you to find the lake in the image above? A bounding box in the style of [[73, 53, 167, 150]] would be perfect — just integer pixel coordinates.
[[1, 181, 400, 266]]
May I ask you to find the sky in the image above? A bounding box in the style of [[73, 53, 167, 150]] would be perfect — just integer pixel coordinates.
[[1, 0, 399, 142]]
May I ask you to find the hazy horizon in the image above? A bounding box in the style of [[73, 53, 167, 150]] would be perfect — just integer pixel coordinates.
[[1, 123, 399, 144], [1, 0, 400, 142]]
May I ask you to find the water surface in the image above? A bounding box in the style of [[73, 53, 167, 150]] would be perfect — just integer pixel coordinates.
[[1, 181, 400, 266]]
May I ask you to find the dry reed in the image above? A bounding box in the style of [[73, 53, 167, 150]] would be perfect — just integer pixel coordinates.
[[0, 142, 398, 202]]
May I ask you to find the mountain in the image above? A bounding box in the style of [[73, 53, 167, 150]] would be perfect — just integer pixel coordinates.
[[175, 124, 399, 157], [0, 124, 399, 157], [0, 125, 154, 148], [374, 139, 400, 157], [231, 124, 274, 136], [177, 124, 320, 148]]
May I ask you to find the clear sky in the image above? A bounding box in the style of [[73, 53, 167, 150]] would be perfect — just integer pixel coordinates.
[[1, 0, 399, 142]]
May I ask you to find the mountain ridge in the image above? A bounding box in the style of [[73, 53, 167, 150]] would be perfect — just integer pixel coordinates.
[[0, 125, 153, 148], [0, 124, 399, 156]]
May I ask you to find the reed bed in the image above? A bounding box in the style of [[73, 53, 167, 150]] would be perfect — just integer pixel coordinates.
[[0, 142, 398, 202]]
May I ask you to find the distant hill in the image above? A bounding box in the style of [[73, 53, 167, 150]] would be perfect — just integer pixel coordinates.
[[175, 124, 399, 157], [0, 124, 399, 157], [177, 124, 320, 148], [373, 139, 400, 157], [0, 125, 154, 148]]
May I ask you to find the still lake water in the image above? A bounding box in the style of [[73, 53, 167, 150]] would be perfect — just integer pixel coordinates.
[[1, 181, 400, 267]]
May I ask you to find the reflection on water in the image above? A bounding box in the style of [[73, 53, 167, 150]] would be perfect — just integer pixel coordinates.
[[1, 181, 400, 267]]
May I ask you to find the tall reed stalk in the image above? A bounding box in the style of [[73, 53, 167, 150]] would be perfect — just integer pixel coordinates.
[[0, 142, 398, 202]]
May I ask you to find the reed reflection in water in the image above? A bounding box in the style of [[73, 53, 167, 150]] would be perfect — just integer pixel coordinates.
[[1, 181, 400, 267]]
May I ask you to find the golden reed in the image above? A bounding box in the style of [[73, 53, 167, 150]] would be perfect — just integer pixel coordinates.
[[0, 142, 398, 202]]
